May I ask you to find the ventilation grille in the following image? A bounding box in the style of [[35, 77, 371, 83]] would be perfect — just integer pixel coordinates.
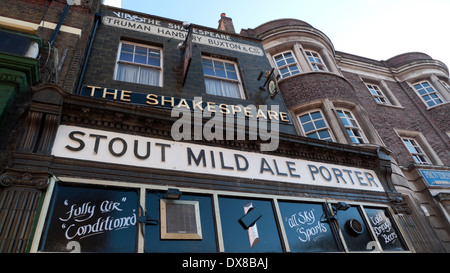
[[166, 202, 197, 234]]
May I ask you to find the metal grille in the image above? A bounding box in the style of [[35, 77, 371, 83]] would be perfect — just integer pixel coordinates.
[[166, 202, 197, 234], [0, 187, 41, 253]]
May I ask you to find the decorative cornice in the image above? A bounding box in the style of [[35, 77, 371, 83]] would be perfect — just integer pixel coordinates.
[[0, 168, 51, 189], [60, 95, 381, 170]]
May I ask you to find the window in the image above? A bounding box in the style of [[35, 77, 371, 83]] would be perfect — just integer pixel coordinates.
[[39, 183, 139, 253], [115, 41, 162, 86], [335, 205, 374, 252], [361, 78, 402, 108], [364, 207, 408, 251], [395, 129, 443, 166], [305, 50, 327, 71], [401, 137, 431, 164], [298, 110, 333, 141], [413, 81, 444, 107], [145, 191, 217, 253], [273, 51, 300, 78], [218, 197, 283, 252], [366, 83, 390, 105], [337, 109, 366, 144], [37, 181, 411, 253], [202, 56, 244, 99], [278, 201, 341, 252]]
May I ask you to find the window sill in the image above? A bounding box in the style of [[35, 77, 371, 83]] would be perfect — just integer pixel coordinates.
[[426, 101, 450, 110], [277, 70, 344, 84], [376, 103, 404, 110], [111, 79, 163, 89]]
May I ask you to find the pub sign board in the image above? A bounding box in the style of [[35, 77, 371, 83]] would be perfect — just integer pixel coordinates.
[[51, 125, 385, 193], [40, 183, 139, 253], [419, 169, 450, 187]]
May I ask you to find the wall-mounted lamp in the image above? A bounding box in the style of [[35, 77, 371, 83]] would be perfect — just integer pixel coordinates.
[[323, 201, 351, 222], [333, 202, 351, 213], [182, 21, 191, 30], [177, 21, 192, 51], [165, 188, 182, 200]]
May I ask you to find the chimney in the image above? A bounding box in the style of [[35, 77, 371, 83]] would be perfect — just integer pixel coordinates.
[[218, 13, 235, 33]]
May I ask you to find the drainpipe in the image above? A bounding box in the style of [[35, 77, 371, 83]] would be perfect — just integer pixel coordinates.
[[48, 3, 71, 48], [76, 13, 101, 94]]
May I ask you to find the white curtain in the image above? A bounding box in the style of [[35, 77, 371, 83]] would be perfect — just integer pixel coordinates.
[[117, 63, 138, 83], [205, 78, 240, 98], [139, 67, 160, 86], [117, 63, 160, 86]]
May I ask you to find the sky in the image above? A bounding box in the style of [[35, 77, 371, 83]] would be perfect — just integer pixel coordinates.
[[104, 0, 450, 68]]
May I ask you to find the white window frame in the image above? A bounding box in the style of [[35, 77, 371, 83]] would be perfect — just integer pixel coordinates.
[[336, 109, 367, 144], [114, 41, 163, 87], [305, 50, 328, 72], [202, 55, 245, 99], [412, 81, 444, 108], [394, 129, 443, 166], [360, 77, 403, 109], [401, 137, 431, 165], [273, 50, 301, 78], [366, 83, 391, 105], [298, 110, 334, 142]]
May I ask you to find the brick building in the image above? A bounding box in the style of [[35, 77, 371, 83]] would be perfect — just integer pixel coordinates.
[[241, 19, 450, 252], [0, 1, 448, 253]]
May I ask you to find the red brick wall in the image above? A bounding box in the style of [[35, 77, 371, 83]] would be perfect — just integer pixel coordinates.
[[279, 72, 356, 109]]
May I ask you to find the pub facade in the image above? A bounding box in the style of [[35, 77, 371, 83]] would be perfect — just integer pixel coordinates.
[[1, 2, 448, 253]]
